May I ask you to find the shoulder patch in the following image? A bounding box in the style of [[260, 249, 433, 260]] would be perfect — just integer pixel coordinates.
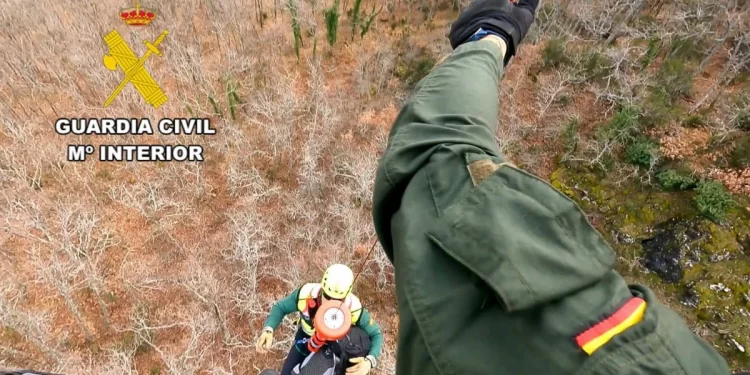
[[467, 160, 515, 186], [575, 297, 647, 355]]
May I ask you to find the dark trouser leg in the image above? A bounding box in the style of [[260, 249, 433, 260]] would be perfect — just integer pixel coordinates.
[[280, 328, 311, 375]]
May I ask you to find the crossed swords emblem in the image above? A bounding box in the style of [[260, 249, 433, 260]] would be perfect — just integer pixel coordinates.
[[102, 29, 168, 108]]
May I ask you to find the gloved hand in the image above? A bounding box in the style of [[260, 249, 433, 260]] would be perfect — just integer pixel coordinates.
[[346, 357, 372, 375], [449, 0, 540, 65], [255, 327, 274, 353]]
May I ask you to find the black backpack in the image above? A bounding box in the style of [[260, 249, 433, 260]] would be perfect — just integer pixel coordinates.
[[340, 326, 371, 357], [332, 326, 371, 373], [295, 326, 371, 375]]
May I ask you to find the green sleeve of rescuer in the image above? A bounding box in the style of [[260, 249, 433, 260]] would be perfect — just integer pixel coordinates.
[[356, 308, 383, 360], [371, 37, 731, 374], [262, 288, 300, 330]]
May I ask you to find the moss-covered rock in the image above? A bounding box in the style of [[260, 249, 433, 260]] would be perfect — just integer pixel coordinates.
[[552, 162, 750, 369], [642, 219, 705, 283]]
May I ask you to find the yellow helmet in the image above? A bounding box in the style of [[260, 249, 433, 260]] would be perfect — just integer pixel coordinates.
[[321, 264, 354, 300]]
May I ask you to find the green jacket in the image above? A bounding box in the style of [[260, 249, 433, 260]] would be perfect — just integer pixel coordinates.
[[263, 285, 384, 360], [371, 37, 731, 374]]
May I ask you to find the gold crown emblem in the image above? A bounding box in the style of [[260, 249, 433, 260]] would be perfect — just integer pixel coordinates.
[[120, 2, 156, 26]]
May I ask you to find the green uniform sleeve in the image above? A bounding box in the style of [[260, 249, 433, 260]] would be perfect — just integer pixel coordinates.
[[356, 308, 383, 359], [263, 288, 300, 330], [372, 38, 731, 375]]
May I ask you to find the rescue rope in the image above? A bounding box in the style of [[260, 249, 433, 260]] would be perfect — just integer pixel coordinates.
[[338, 239, 379, 310]]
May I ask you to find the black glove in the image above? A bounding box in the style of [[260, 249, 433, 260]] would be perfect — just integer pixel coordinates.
[[449, 0, 540, 65]]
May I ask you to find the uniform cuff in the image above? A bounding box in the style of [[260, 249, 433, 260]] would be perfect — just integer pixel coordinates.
[[365, 355, 377, 368], [478, 35, 508, 63]]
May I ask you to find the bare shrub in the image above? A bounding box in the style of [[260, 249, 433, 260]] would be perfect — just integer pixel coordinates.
[[497, 78, 533, 156], [227, 161, 278, 199], [128, 311, 217, 375], [108, 180, 188, 220], [355, 43, 396, 96], [535, 70, 572, 121], [178, 256, 229, 341], [224, 211, 272, 316], [298, 58, 338, 200], [0, 285, 62, 365], [248, 68, 302, 157], [332, 148, 378, 207], [4, 200, 117, 339]]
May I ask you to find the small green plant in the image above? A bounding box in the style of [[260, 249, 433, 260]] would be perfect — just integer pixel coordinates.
[[324, 0, 340, 47], [657, 170, 698, 191], [562, 118, 580, 156], [580, 50, 613, 83], [225, 78, 242, 121], [542, 38, 570, 68], [359, 4, 382, 38], [733, 110, 750, 131], [208, 95, 221, 116], [555, 95, 570, 106], [657, 57, 693, 100], [730, 136, 750, 168], [351, 0, 363, 40], [694, 181, 735, 222], [682, 114, 704, 128], [667, 36, 705, 61], [642, 88, 680, 127], [286, 0, 303, 60], [596, 106, 642, 143], [624, 137, 659, 167], [640, 37, 662, 68]]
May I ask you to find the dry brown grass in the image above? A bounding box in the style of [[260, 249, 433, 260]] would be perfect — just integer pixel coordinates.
[[2, 0, 748, 373], [658, 126, 712, 160]]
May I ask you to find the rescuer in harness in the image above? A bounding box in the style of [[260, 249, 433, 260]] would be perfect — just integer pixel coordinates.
[[255, 264, 383, 375]]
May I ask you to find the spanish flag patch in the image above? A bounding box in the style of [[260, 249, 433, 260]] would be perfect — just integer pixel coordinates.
[[575, 297, 647, 355]]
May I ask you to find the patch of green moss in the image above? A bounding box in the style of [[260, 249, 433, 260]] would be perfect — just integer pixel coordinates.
[[549, 168, 575, 198], [700, 222, 743, 255], [553, 162, 750, 369]]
